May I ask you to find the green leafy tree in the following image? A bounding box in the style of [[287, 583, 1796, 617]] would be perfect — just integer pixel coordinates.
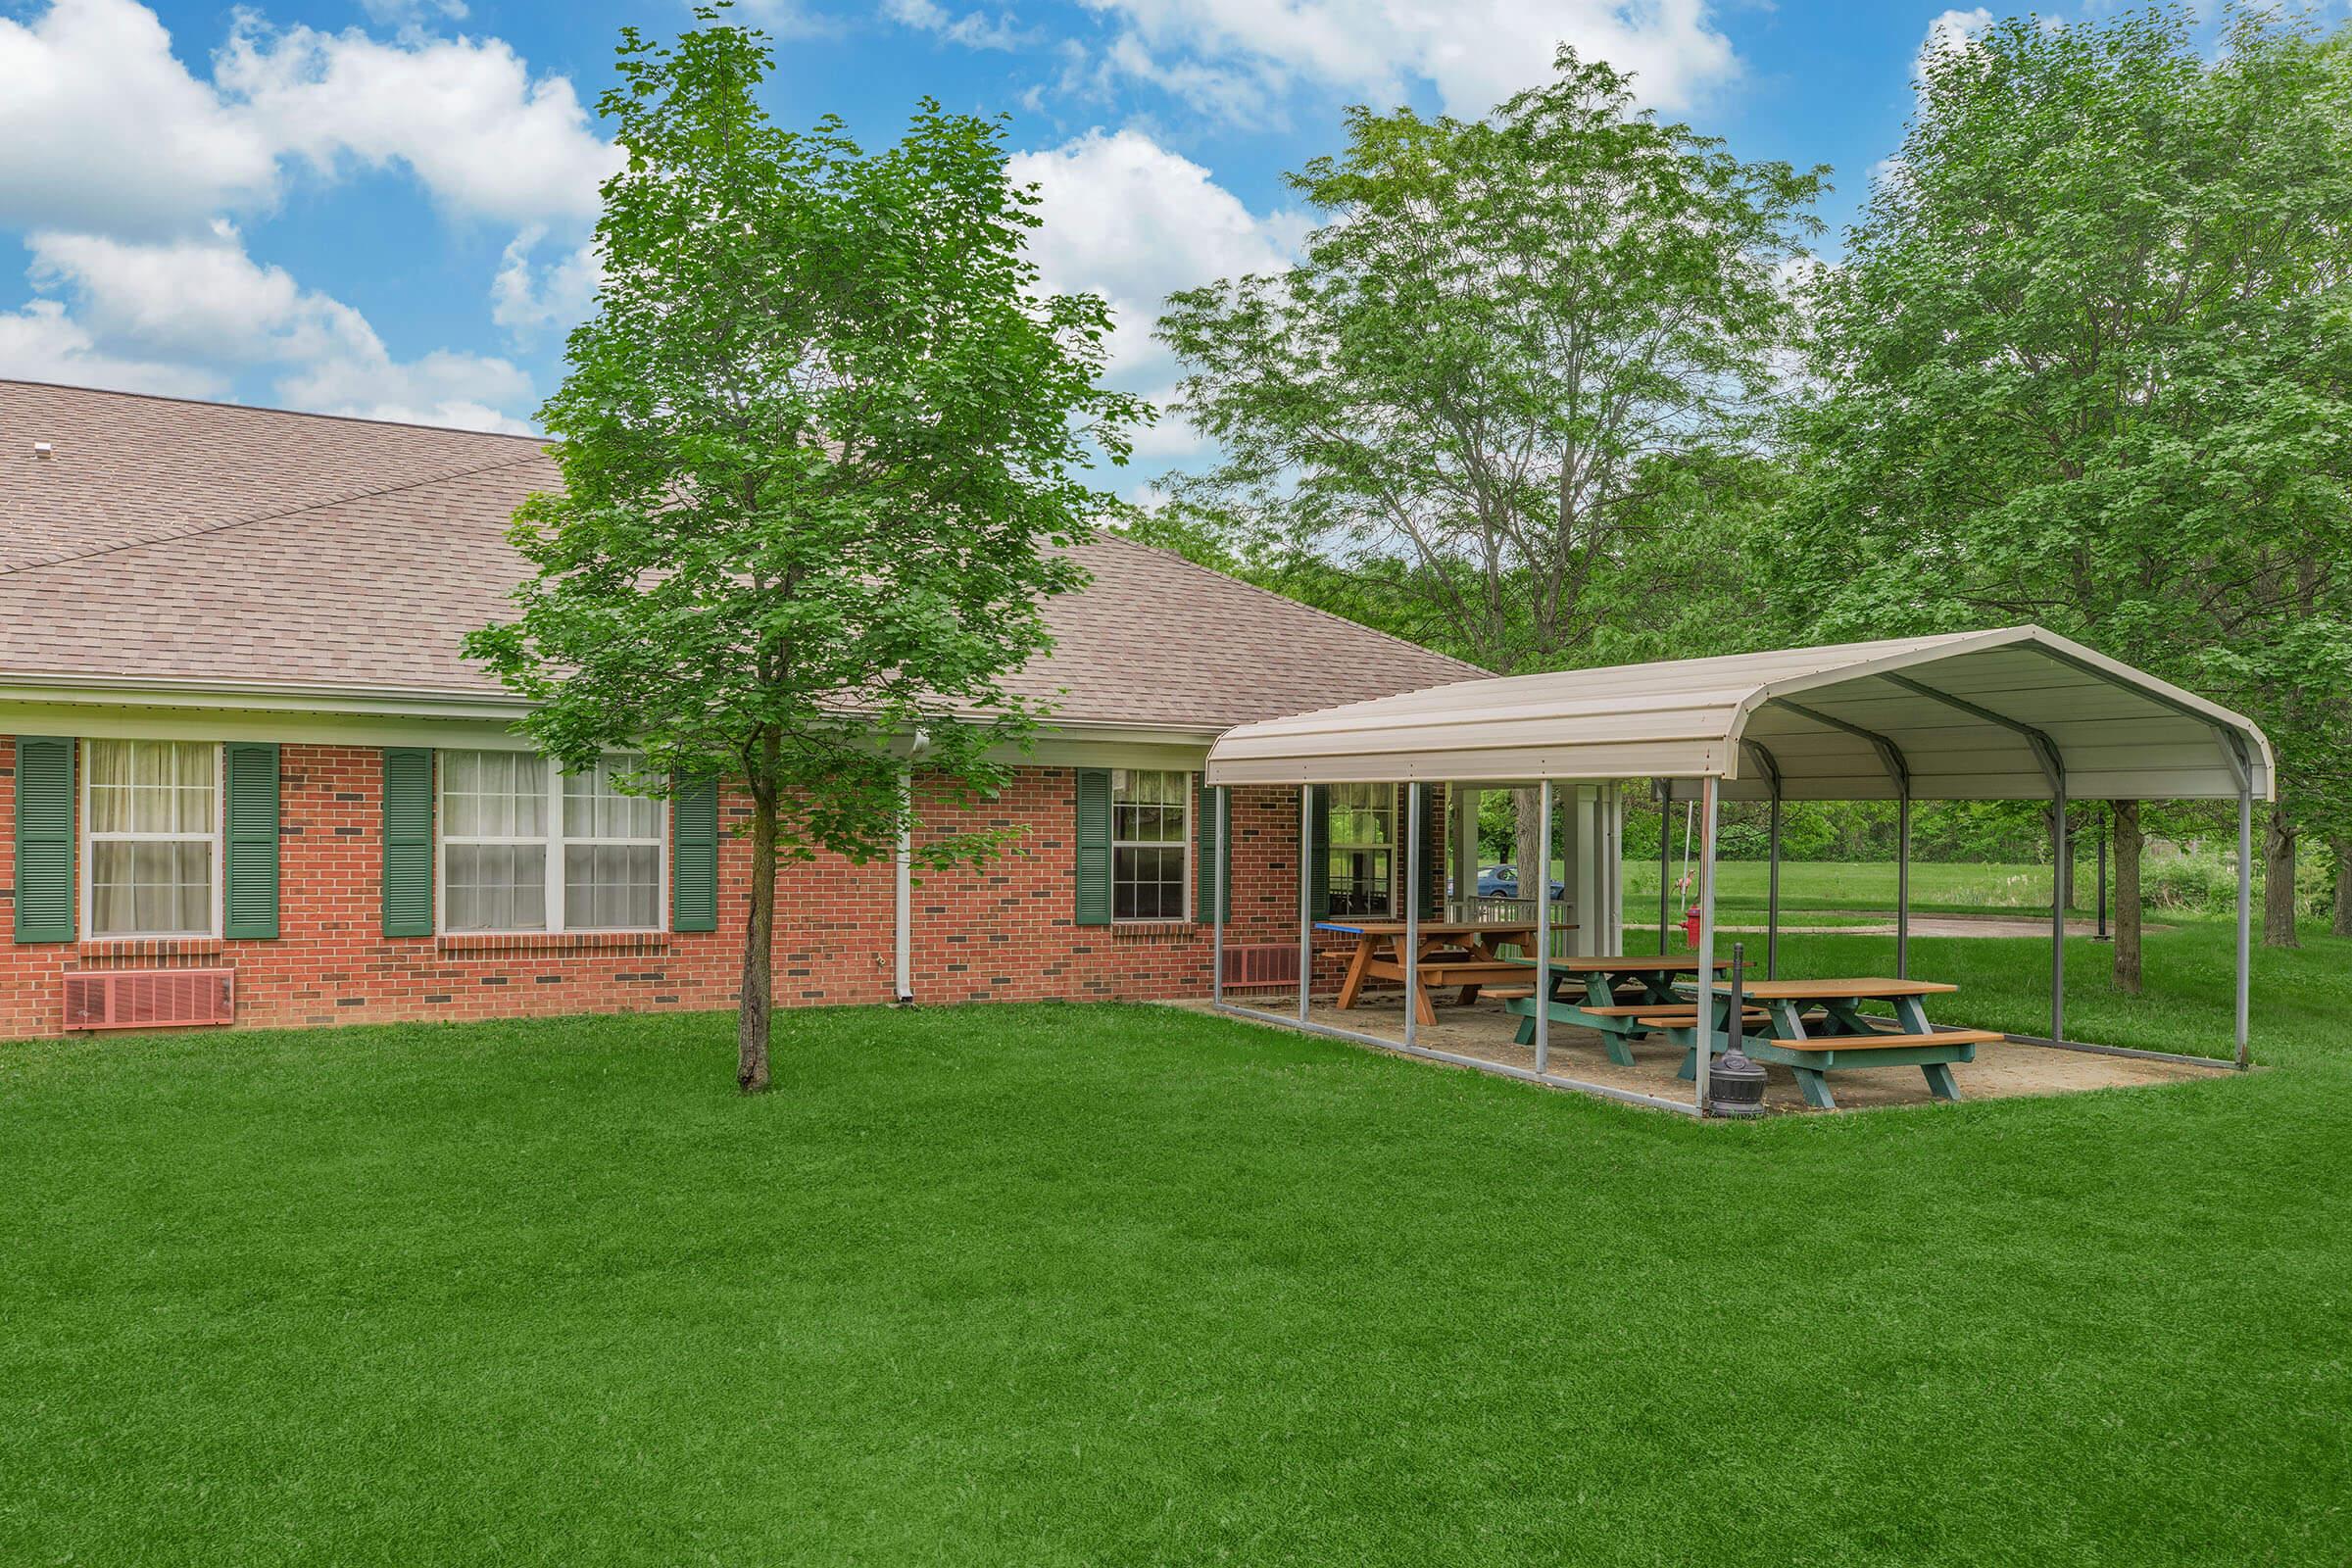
[[467, 15, 1141, 1091], [1158, 46, 1819, 872], [1782, 4, 2352, 978], [1156, 46, 1820, 680]]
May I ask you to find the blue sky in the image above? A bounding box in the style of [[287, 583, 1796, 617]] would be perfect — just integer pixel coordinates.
[[0, 0, 2053, 493]]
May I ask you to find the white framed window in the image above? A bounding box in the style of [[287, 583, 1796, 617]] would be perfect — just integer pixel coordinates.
[[1110, 768, 1191, 922], [1327, 783, 1395, 920], [82, 740, 222, 939], [438, 751, 666, 934]]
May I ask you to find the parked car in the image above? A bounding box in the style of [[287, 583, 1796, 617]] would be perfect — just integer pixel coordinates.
[[1475, 864, 1564, 901]]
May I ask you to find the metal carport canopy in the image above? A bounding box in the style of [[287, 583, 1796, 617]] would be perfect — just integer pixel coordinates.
[[1203, 625, 2274, 802]]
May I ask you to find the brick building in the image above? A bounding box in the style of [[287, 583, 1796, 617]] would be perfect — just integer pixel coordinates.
[[0, 380, 1481, 1039]]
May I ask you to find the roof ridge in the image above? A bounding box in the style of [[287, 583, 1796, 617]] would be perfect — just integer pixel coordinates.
[[0, 450, 552, 579], [0, 377, 549, 443], [1089, 529, 1491, 680]]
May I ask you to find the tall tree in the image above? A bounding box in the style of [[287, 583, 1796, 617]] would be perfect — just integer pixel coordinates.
[[1158, 46, 1817, 883], [1156, 46, 1821, 680], [467, 17, 1141, 1091], [1782, 4, 2352, 977]]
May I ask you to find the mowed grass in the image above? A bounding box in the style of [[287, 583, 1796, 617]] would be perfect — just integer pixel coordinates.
[[4, 919, 2348, 1565], [1622, 857, 2091, 915]]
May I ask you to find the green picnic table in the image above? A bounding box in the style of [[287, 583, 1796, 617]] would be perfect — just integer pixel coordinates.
[[1653, 977, 2003, 1110], [1499, 956, 1733, 1066]]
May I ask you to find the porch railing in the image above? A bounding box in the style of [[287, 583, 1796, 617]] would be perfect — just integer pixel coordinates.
[[1443, 897, 1577, 957]]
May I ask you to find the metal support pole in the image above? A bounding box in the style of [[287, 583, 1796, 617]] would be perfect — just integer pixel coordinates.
[[1298, 784, 1313, 1025], [893, 763, 914, 1003], [1658, 788, 1672, 953], [1694, 777, 1720, 1114], [2095, 807, 2109, 940], [2235, 779, 2252, 1069], [1896, 786, 1911, 979], [1535, 780, 1553, 1074], [1766, 792, 1783, 980], [2050, 785, 2067, 1049], [1211, 785, 1226, 1008], [1404, 782, 1422, 1052]]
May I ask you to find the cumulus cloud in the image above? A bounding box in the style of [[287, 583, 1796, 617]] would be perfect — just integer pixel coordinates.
[[0, 0, 278, 234], [886, 0, 1032, 50], [0, 300, 226, 399], [492, 227, 604, 338], [0, 0, 615, 235], [1008, 128, 1303, 377], [23, 226, 532, 431], [1078, 0, 1740, 119], [216, 18, 619, 224], [1915, 7, 1993, 81]]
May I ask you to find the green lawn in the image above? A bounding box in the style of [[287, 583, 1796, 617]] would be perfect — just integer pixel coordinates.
[[1621, 857, 2092, 915], [5, 919, 2347, 1565]]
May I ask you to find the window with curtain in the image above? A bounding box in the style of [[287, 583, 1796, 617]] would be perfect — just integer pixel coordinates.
[[1327, 783, 1394, 919], [562, 756, 664, 930], [1110, 768, 1189, 921], [440, 751, 663, 933], [85, 740, 219, 937]]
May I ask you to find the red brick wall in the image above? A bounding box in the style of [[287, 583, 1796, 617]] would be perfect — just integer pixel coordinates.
[[0, 740, 1350, 1041]]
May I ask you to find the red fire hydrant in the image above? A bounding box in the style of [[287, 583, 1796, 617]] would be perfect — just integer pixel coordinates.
[[1682, 905, 1704, 948]]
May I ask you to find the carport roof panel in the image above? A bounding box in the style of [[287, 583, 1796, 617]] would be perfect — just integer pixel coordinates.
[[1203, 626, 2274, 801]]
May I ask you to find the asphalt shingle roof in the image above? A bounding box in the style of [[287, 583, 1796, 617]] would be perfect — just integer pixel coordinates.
[[0, 380, 1482, 729]]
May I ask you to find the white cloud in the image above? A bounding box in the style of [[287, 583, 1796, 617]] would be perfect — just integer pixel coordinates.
[[1008, 128, 1303, 377], [0, 1, 615, 236], [0, 0, 278, 234], [0, 300, 226, 398], [1915, 8, 1993, 80], [21, 226, 532, 432], [217, 18, 619, 224], [886, 0, 1032, 50], [492, 226, 604, 337], [1078, 0, 1740, 119]]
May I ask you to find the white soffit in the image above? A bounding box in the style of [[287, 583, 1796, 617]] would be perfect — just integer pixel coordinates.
[[1204, 626, 2274, 802]]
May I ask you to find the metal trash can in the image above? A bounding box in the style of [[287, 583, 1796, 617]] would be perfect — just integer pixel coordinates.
[[1710, 941, 1769, 1118]]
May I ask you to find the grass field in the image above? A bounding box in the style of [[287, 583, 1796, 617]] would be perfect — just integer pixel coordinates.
[[1621, 857, 2073, 915], [5, 917, 2347, 1565]]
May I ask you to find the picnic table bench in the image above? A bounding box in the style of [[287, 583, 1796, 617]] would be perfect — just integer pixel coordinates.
[[1498, 956, 1732, 1066], [1653, 977, 2001, 1109], [1320, 919, 1564, 1027]]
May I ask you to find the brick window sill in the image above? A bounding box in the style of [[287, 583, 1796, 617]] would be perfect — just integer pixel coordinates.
[[1109, 922, 1200, 940], [437, 932, 673, 958], [76, 937, 225, 962]]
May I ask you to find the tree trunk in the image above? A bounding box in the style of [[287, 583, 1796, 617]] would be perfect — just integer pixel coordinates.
[[1513, 786, 1544, 909], [2262, 803, 2299, 950], [2111, 800, 2142, 995], [738, 781, 778, 1093], [2334, 837, 2352, 940]]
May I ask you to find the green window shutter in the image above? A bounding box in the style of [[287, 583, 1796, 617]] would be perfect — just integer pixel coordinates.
[[1307, 784, 1331, 920], [671, 775, 718, 933], [381, 748, 434, 938], [1074, 767, 1112, 927], [1194, 779, 1232, 923], [222, 742, 281, 940], [12, 736, 75, 944]]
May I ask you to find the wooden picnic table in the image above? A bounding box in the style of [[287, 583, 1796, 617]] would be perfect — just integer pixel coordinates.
[[1500, 956, 1733, 1066], [1652, 976, 2002, 1110], [1320, 919, 1567, 1027]]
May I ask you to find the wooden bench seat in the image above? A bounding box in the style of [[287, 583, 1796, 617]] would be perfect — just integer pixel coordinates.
[[1635, 1009, 1771, 1028], [1769, 1028, 2003, 1053], [1364, 959, 1530, 983]]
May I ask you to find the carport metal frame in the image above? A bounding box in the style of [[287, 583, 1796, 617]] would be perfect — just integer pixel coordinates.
[[1204, 626, 2266, 1116]]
